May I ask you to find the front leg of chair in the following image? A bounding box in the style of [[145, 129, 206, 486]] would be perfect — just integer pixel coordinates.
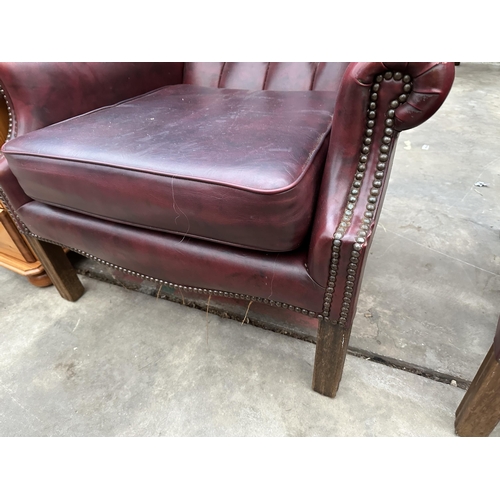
[[26, 236, 84, 302], [455, 344, 500, 437], [307, 62, 455, 398], [312, 319, 352, 398]]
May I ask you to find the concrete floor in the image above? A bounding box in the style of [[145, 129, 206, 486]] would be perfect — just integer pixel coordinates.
[[0, 62, 499, 436], [352, 62, 500, 383]]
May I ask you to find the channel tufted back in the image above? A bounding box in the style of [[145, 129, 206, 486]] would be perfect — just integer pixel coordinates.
[[183, 62, 350, 91]]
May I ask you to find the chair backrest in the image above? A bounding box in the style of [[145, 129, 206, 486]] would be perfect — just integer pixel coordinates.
[[183, 62, 350, 91]]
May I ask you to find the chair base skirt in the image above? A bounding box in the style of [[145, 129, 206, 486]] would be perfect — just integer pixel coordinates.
[[17, 201, 325, 315]]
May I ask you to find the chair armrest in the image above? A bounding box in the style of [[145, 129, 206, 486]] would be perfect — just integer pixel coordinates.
[[0, 62, 184, 138], [308, 62, 455, 322]]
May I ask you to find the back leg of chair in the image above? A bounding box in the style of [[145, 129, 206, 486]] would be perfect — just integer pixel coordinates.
[[27, 236, 85, 302], [455, 344, 500, 437], [312, 319, 352, 398]]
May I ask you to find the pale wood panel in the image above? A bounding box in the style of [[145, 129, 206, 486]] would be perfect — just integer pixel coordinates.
[[0, 206, 36, 261], [0, 204, 51, 285], [0, 252, 46, 275]]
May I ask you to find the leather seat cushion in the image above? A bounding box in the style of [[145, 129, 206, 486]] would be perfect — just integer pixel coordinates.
[[3, 84, 337, 252]]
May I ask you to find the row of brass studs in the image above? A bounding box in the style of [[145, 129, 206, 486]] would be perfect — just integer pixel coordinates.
[[319, 71, 383, 320], [0, 85, 21, 233], [0, 84, 14, 141], [0, 86, 20, 232], [24, 229, 322, 319], [337, 71, 412, 326]]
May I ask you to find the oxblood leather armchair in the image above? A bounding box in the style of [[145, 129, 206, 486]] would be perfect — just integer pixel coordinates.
[[0, 62, 455, 398]]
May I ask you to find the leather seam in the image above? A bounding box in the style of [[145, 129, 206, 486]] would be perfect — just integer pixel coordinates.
[[5, 125, 333, 196], [310, 62, 319, 91], [22, 197, 309, 254], [262, 62, 271, 90]]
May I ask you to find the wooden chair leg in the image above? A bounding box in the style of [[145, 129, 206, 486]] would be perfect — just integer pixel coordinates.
[[312, 319, 352, 398], [26, 236, 84, 302], [455, 344, 500, 437]]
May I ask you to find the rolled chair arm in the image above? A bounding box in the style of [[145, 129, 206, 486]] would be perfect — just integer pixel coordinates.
[[308, 62, 455, 322]]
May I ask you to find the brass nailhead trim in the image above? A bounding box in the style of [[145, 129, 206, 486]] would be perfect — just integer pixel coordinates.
[[1, 73, 414, 323], [0, 83, 15, 141], [322, 71, 412, 324], [19, 229, 323, 319]]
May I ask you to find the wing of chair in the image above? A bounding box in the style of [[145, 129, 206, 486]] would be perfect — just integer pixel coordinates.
[[0, 62, 455, 398]]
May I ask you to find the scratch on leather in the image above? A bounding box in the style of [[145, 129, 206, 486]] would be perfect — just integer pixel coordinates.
[[171, 176, 190, 243]]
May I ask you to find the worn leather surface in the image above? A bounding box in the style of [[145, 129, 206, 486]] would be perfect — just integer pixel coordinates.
[[0, 62, 184, 137], [307, 62, 455, 320], [0, 63, 184, 218], [18, 201, 326, 312], [4, 84, 337, 252]]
